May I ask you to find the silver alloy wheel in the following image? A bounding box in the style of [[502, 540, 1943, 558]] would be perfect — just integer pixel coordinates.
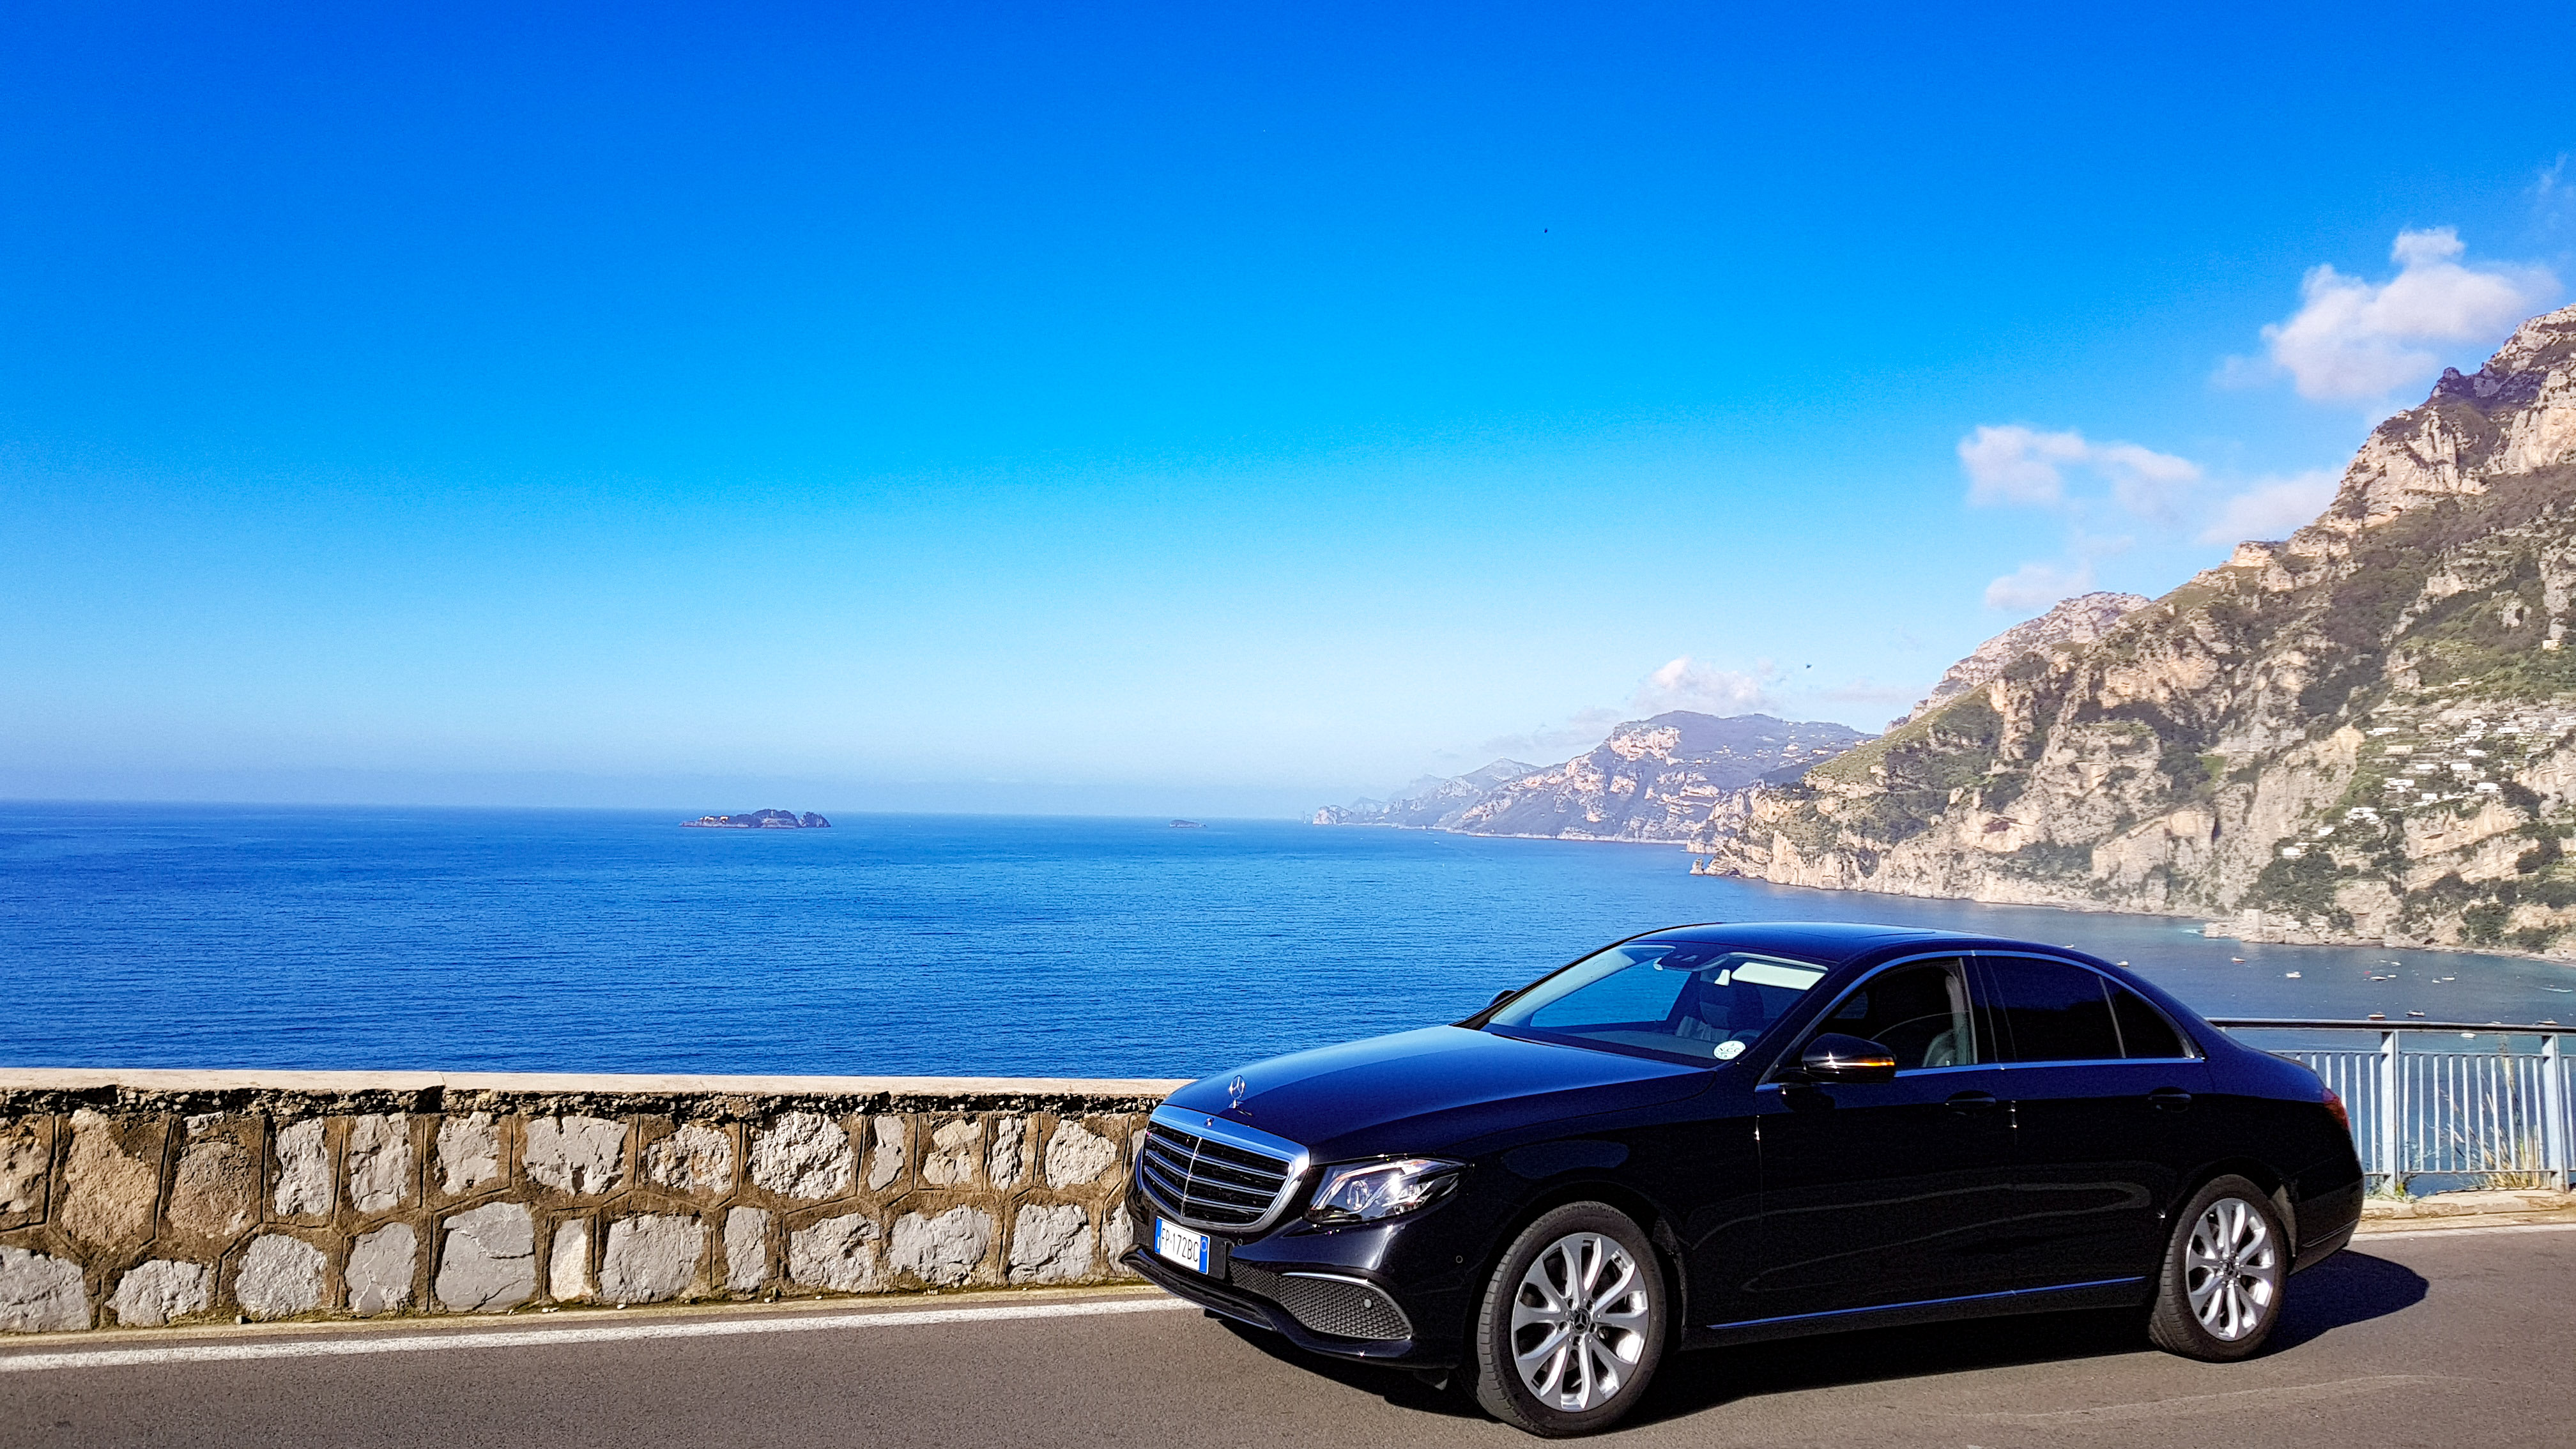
[[2183, 1195, 2281, 1341], [1508, 1230, 1652, 1412]]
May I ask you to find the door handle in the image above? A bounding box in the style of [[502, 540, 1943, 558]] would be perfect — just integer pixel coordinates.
[[1945, 1091, 1998, 1113], [2148, 1087, 2194, 1111]]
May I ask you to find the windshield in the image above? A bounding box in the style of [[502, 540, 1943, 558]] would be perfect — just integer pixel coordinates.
[[1485, 940, 1829, 1064]]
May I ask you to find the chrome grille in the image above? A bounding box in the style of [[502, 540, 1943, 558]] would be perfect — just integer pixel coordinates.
[[1138, 1121, 1296, 1229], [1230, 1263, 1413, 1342]]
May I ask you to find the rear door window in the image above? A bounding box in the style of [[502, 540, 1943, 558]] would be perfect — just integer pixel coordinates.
[[1981, 956, 2123, 1064], [2107, 983, 2192, 1059]]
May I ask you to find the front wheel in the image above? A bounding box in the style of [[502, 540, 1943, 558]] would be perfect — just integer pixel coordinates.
[[1469, 1202, 1668, 1437], [2147, 1175, 2288, 1360]]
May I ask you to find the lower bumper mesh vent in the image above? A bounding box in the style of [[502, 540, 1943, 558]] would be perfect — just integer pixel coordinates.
[[1229, 1262, 1413, 1342]]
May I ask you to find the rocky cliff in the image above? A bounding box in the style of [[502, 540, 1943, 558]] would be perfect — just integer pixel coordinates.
[[1319, 712, 1871, 843], [1701, 304, 2576, 956], [1890, 592, 2152, 728], [1312, 758, 1544, 829]]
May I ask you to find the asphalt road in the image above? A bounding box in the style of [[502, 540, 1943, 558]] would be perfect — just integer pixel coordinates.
[[4, 1225, 2569, 1449]]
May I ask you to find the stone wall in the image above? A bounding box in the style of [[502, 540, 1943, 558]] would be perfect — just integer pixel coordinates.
[[0, 1070, 1184, 1334]]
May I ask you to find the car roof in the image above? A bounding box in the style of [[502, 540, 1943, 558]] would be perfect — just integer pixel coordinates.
[[1631, 921, 2057, 967]]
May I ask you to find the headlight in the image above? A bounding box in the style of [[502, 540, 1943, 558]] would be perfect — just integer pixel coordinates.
[[1305, 1158, 1465, 1225]]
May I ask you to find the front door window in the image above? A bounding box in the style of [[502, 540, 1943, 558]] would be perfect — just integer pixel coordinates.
[[1747, 956, 2018, 1318], [1821, 960, 1979, 1070]]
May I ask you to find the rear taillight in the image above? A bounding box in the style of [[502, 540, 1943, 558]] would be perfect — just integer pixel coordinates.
[[2322, 1085, 2350, 1133]]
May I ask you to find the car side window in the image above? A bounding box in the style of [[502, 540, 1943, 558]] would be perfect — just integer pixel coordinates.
[[1822, 958, 1977, 1070], [1981, 956, 2123, 1063], [2108, 983, 2191, 1059]]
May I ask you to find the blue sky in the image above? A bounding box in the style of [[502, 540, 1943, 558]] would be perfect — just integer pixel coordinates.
[[4, 2, 2573, 815]]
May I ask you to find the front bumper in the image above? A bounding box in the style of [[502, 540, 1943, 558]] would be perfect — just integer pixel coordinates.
[[1124, 1162, 1481, 1368], [1124, 1245, 1452, 1367]]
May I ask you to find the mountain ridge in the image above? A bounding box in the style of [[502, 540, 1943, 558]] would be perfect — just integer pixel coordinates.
[[1698, 303, 2576, 956], [1890, 592, 2152, 729], [1316, 711, 1873, 843]]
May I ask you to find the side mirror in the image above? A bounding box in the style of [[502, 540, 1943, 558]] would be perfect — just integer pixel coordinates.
[[1797, 1032, 1899, 1084]]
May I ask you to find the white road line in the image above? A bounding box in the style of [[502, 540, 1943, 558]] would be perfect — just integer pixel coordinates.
[[2357, 1220, 2576, 1243], [0, 1295, 1193, 1374]]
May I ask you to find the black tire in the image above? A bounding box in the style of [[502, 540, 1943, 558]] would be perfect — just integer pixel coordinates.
[[1469, 1202, 1668, 1437], [2147, 1174, 2289, 1360]]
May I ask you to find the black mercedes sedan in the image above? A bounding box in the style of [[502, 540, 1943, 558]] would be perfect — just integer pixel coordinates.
[[1123, 922, 2363, 1436]]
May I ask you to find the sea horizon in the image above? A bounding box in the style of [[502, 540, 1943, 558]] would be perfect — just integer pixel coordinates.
[[6, 801, 2568, 1083]]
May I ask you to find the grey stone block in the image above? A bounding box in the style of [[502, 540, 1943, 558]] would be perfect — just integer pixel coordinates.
[[600, 1214, 703, 1304], [750, 1113, 854, 1200], [436, 1201, 537, 1313], [347, 1223, 417, 1315], [272, 1119, 334, 1216], [111, 1258, 212, 1328], [523, 1116, 625, 1195], [888, 1206, 993, 1287], [864, 1117, 905, 1192], [921, 1119, 981, 1186], [786, 1213, 879, 1292], [987, 1116, 1027, 1190], [723, 1207, 770, 1292], [1102, 1196, 1133, 1273], [436, 1113, 502, 1195], [643, 1124, 733, 1195], [236, 1234, 327, 1320], [0, 1246, 88, 1332], [1044, 1119, 1119, 1187], [1007, 1204, 1093, 1284], [347, 1114, 413, 1213]]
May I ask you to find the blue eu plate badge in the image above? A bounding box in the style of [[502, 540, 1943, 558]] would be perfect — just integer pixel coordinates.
[[1153, 1218, 1209, 1274]]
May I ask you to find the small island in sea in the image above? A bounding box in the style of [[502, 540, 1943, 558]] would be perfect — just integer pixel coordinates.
[[1169, 819, 1204, 828], [681, 809, 831, 829]]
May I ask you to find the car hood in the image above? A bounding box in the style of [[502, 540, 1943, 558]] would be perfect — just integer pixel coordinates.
[[1165, 1025, 1712, 1162]]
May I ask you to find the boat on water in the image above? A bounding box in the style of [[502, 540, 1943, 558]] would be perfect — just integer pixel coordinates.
[[1169, 819, 1204, 829]]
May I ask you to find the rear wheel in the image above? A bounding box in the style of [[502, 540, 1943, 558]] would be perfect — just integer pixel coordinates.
[[1469, 1202, 1667, 1437], [2147, 1175, 2287, 1360]]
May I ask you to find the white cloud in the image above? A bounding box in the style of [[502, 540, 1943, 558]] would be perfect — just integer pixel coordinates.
[[2239, 228, 2559, 402], [2197, 470, 2340, 545], [1983, 560, 2095, 613], [1960, 425, 2088, 505], [2536, 155, 2572, 231], [1631, 656, 1776, 716], [1959, 425, 2201, 521], [2094, 442, 2203, 522]]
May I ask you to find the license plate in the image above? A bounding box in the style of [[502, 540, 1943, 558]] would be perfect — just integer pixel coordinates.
[[1153, 1218, 1209, 1274]]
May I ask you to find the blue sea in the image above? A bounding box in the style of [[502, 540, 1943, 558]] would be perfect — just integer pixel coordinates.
[[3, 802, 2570, 1080]]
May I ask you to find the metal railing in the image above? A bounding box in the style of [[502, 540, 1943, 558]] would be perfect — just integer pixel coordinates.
[[2207, 1018, 2572, 1193]]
